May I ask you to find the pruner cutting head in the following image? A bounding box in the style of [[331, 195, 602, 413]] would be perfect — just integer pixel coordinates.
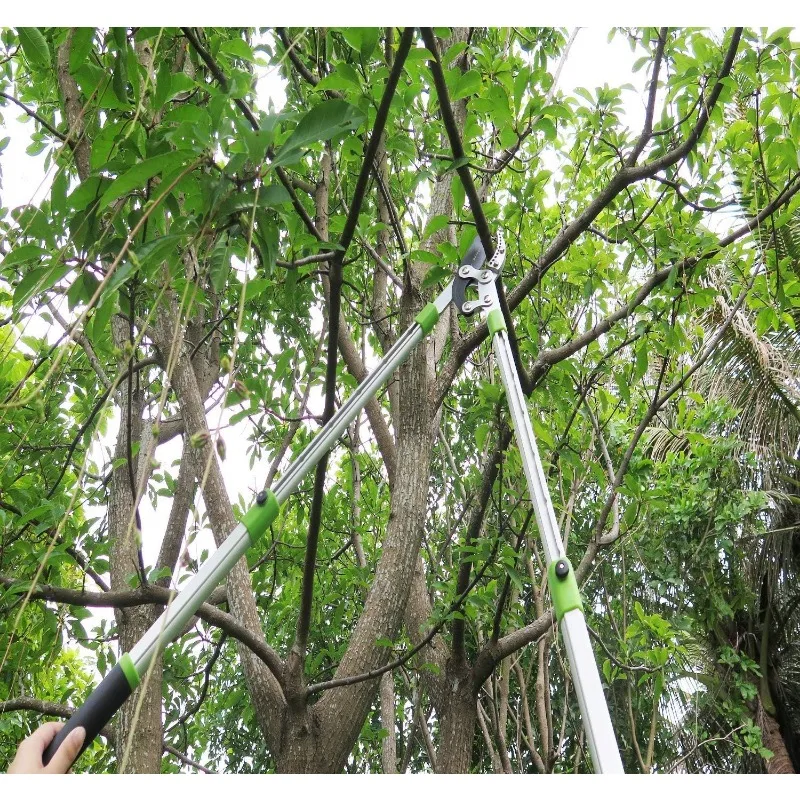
[[453, 230, 507, 317]]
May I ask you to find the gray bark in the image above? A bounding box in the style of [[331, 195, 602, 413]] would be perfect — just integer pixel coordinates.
[[108, 316, 163, 774], [151, 302, 287, 755]]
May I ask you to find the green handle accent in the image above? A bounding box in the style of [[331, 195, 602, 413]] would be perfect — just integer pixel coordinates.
[[415, 302, 439, 335], [487, 308, 506, 334], [547, 557, 583, 620], [242, 489, 280, 544], [119, 651, 140, 689]]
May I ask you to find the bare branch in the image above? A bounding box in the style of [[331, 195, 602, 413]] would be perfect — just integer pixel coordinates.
[[0, 575, 284, 686], [434, 29, 746, 408], [0, 696, 212, 772], [296, 28, 414, 659], [0, 91, 67, 141], [625, 28, 668, 167]]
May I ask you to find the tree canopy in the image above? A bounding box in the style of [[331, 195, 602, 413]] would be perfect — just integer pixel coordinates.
[[1, 26, 799, 774]]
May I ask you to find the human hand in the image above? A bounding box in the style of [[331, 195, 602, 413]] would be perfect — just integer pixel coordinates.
[[7, 721, 85, 774]]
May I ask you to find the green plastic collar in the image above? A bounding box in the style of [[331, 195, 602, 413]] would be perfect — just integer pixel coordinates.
[[242, 489, 280, 544], [415, 303, 439, 335], [119, 652, 140, 690], [487, 309, 506, 335], [547, 557, 583, 620]]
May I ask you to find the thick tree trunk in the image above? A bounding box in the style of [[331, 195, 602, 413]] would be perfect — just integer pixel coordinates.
[[436, 659, 477, 773], [760, 699, 796, 774], [380, 672, 398, 773], [152, 305, 287, 755], [310, 327, 437, 770], [108, 317, 163, 773]]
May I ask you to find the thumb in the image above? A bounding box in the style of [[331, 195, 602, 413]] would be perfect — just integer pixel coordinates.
[[45, 726, 85, 774]]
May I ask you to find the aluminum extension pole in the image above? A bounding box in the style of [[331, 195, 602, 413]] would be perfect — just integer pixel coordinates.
[[44, 284, 454, 767], [483, 283, 624, 774]]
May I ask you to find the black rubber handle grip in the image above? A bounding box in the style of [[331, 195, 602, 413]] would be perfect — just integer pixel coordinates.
[[42, 663, 133, 767]]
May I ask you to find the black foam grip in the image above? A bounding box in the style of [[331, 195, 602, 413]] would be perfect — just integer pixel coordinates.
[[42, 663, 133, 767]]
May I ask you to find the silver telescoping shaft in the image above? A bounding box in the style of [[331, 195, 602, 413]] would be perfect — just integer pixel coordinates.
[[486, 286, 624, 774], [130, 284, 453, 676]]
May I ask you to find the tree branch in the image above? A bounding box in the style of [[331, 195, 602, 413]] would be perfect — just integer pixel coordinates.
[[624, 28, 668, 167], [0, 91, 67, 141], [420, 28, 494, 259], [181, 26, 322, 241], [0, 696, 212, 772], [295, 27, 414, 660], [305, 532, 499, 697], [452, 425, 511, 662], [433, 29, 746, 409], [0, 575, 284, 687]]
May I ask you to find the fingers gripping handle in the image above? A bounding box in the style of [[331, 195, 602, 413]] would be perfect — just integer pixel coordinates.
[[42, 662, 135, 767]]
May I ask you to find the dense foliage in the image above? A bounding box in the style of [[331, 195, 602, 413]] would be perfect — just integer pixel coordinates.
[[1, 26, 799, 773]]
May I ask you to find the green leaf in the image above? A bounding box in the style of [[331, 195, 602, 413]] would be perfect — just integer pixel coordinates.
[[3, 243, 49, 267], [111, 27, 127, 50], [252, 217, 278, 275], [69, 28, 95, 72], [316, 63, 361, 92], [17, 28, 50, 69], [633, 342, 649, 383], [358, 29, 380, 60], [767, 27, 792, 44], [271, 100, 366, 168], [210, 237, 231, 292], [533, 117, 557, 141], [13, 262, 72, 309], [68, 176, 109, 211], [67, 271, 101, 310], [148, 566, 173, 582], [451, 70, 482, 101], [274, 348, 293, 382], [217, 185, 291, 219], [423, 214, 450, 239], [133, 234, 183, 270], [88, 290, 116, 344], [339, 28, 363, 53], [219, 38, 255, 62], [97, 261, 134, 305], [244, 278, 271, 301], [615, 371, 631, 405], [154, 59, 172, 109], [112, 49, 129, 104], [99, 152, 191, 209], [410, 248, 441, 266]]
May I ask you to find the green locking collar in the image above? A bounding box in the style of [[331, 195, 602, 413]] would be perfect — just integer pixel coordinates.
[[119, 652, 140, 690], [487, 309, 506, 335], [415, 303, 439, 335], [547, 557, 583, 620], [242, 489, 280, 545]]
